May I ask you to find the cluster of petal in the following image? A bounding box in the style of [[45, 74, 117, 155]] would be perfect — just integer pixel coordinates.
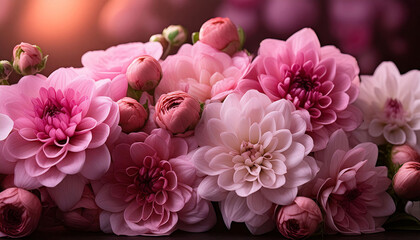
[[0, 68, 120, 210], [95, 129, 215, 236], [155, 41, 250, 102], [82, 42, 162, 101], [236, 28, 362, 151], [302, 130, 395, 234], [354, 62, 420, 148], [193, 90, 318, 234]]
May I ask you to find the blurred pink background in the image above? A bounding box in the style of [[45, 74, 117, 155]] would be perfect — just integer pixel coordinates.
[[0, 0, 419, 81]]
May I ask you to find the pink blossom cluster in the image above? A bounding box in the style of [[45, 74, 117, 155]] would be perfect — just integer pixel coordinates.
[[2, 16, 420, 239]]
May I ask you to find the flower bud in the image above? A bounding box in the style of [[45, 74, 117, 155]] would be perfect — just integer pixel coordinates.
[[276, 197, 322, 239], [155, 91, 201, 136], [393, 162, 420, 200], [391, 145, 420, 165], [12, 42, 47, 76], [0, 188, 42, 238], [117, 97, 148, 133], [126, 55, 162, 92], [0, 60, 12, 81], [162, 25, 188, 47], [149, 34, 169, 54], [199, 17, 241, 56]]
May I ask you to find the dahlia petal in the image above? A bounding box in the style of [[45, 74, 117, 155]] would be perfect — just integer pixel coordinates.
[[99, 212, 113, 233], [47, 174, 87, 211], [220, 132, 240, 151], [261, 187, 297, 205], [197, 176, 228, 201], [5, 131, 42, 159], [56, 151, 86, 175], [88, 123, 110, 148], [220, 192, 254, 228], [96, 184, 127, 212], [110, 74, 128, 101], [124, 201, 143, 222], [24, 156, 49, 177], [0, 114, 13, 141], [282, 142, 305, 169], [37, 167, 66, 187], [319, 57, 337, 82], [246, 192, 272, 215], [87, 97, 112, 124], [383, 125, 406, 145], [169, 138, 189, 158], [76, 117, 97, 132], [287, 28, 321, 54], [43, 143, 66, 158], [249, 122, 261, 144], [170, 156, 196, 185], [315, 109, 337, 125], [166, 190, 186, 212], [245, 214, 274, 235], [67, 132, 92, 152], [283, 158, 316, 188], [258, 169, 276, 187], [109, 212, 138, 236], [14, 160, 42, 189], [272, 129, 292, 152], [329, 92, 350, 111], [81, 145, 111, 180], [130, 142, 157, 166], [235, 181, 261, 197], [66, 75, 96, 100], [259, 75, 281, 100], [209, 153, 234, 171], [322, 129, 350, 161]]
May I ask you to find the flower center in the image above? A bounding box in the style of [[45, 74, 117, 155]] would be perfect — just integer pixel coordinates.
[[239, 141, 270, 167], [384, 98, 405, 123], [285, 219, 300, 233], [32, 87, 87, 142], [282, 64, 321, 110], [0, 204, 24, 233]]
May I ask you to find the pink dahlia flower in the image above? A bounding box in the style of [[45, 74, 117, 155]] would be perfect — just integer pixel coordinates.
[[155, 41, 251, 102], [193, 90, 319, 234], [354, 62, 420, 147], [302, 130, 395, 234], [95, 129, 215, 236], [0, 68, 120, 210], [82, 42, 162, 101], [237, 28, 362, 151]]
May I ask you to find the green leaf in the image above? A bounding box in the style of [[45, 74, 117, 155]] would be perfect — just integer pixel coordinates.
[[384, 212, 420, 231], [192, 32, 199, 44], [237, 27, 245, 49], [126, 85, 143, 101]]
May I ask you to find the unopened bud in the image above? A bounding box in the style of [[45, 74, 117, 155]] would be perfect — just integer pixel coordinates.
[[126, 55, 162, 92], [117, 97, 148, 133], [0, 60, 12, 81], [13, 42, 48, 76], [393, 162, 420, 200], [149, 34, 169, 53], [162, 25, 188, 47]]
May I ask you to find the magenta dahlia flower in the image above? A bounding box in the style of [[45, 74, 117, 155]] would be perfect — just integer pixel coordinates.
[[82, 42, 162, 101], [155, 41, 251, 102], [236, 28, 362, 151], [301, 130, 395, 234], [0, 68, 120, 209], [95, 129, 215, 236], [193, 90, 319, 234]]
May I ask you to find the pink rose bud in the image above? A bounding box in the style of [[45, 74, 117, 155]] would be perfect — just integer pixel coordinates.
[[276, 197, 323, 240], [117, 97, 148, 133], [62, 185, 101, 232], [391, 145, 420, 165], [0, 188, 42, 238], [393, 162, 420, 200], [199, 17, 241, 56], [12, 42, 47, 76], [126, 55, 162, 92], [150, 34, 169, 54], [0, 60, 12, 81], [162, 25, 188, 47], [155, 91, 201, 136]]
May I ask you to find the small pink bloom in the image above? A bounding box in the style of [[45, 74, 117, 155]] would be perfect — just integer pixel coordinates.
[[155, 41, 250, 102], [0, 60, 13, 80], [391, 145, 420, 165], [62, 185, 101, 232], [117, 97, 148, 133], [12, 42, 47, 76], [155, 91, 201, 136], [126, 55, 162, 92], [237, 28, 362, 151], [82, 42, 162, 101], [199, 17, 240, 56], [393, 162, 420, 200], [96, 129, 215, 236], [276, 197, 322, 239], [0, 187, 42, 238], [302, 130, 395, 234]]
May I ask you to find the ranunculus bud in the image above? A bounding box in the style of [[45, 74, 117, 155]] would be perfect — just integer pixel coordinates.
[[0, 188, 42, 238], [62, 185, 101, 232], [0, 60, 12, 81], [126, 55, 162, 92], [155, 91, 201, 136], [162, 25, 188, 47], [393, 162, 420, 200], [391, 145, 420, 165], [12, 42, 47, 76], [276, 197, 323, 240], [199, 17, 241, 56], [117, 97, 148, 133], [149, 34, 169, 54]]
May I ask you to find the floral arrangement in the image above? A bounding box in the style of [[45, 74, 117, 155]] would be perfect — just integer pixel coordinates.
[[0, 17, 419, 239]]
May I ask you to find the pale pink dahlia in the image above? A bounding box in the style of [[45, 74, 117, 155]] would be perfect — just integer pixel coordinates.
[[236, 28, 362, 151], [96, 129, 215, 236], [301, 130, 395, 234], [0, 68, 120, 209], [155, 41, 251, 102], [82, 42, 162, 101], [354, 62, 420, 147], [193, 90, 319, 234]]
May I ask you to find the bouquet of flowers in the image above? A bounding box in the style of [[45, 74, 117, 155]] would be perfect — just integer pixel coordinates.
[[0, 17, 419, 239]]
